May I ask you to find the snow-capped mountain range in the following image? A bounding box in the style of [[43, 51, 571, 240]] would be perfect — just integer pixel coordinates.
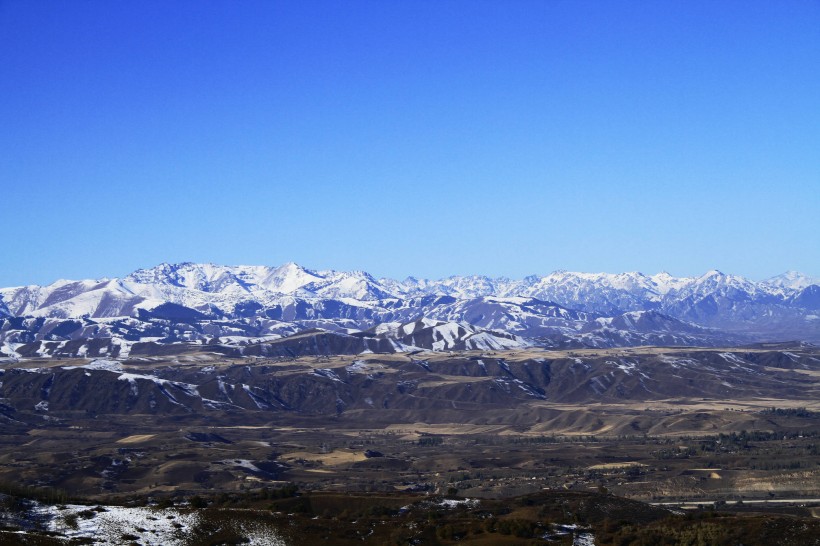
[[1, 262, 818, 357]]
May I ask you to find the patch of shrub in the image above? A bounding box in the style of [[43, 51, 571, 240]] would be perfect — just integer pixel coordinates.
[[63, 513, 79, 530]]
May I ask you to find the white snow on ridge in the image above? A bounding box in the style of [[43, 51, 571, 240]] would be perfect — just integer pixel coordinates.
[[116, 372, 199, 403], [256, 262, 325, 294], [5, 262, 816, 322], [345, 360, 388, 376], [311, 368, 345, 382], [401, 317, 445, 337], [429, 322, 473, 351], [62, 359, 123, 372], [3, 262, 818, 352], [718, 353, 748, 365], [241, 384, 269, 409], [463, 331, 529, 351], [762, 271, 820, 292]]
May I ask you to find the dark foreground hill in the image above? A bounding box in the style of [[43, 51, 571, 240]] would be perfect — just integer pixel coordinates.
[[2, 487, 819, 545]]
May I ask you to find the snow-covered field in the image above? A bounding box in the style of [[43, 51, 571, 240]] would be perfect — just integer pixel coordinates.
[[32, 503, 288, 546]]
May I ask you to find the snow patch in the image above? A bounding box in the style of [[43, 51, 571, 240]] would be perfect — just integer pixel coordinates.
[[33, 504, 205, 546], [437, 498, 480, 509], [311, 368, 344, 382], [63, 359, 123, 372]]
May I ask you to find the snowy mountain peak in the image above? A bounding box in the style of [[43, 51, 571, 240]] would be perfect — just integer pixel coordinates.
[[2, 262, 819, 347], [259, 262, 323, 293], [763, 271, 820, 291], [701, 269, 725, 279]]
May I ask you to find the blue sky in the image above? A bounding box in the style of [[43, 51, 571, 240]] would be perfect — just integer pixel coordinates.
[[1, 1, 818, 286]]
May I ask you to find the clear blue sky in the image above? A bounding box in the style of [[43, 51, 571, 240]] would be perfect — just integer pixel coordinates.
[[1, 1, 818, 286]]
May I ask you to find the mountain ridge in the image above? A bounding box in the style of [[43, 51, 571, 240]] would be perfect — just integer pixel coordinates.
[[1, 262, 818, 357], [3, 262, 818, 312]]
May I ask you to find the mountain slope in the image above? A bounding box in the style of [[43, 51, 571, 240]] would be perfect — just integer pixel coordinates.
[[1, 347, 817, 421]]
